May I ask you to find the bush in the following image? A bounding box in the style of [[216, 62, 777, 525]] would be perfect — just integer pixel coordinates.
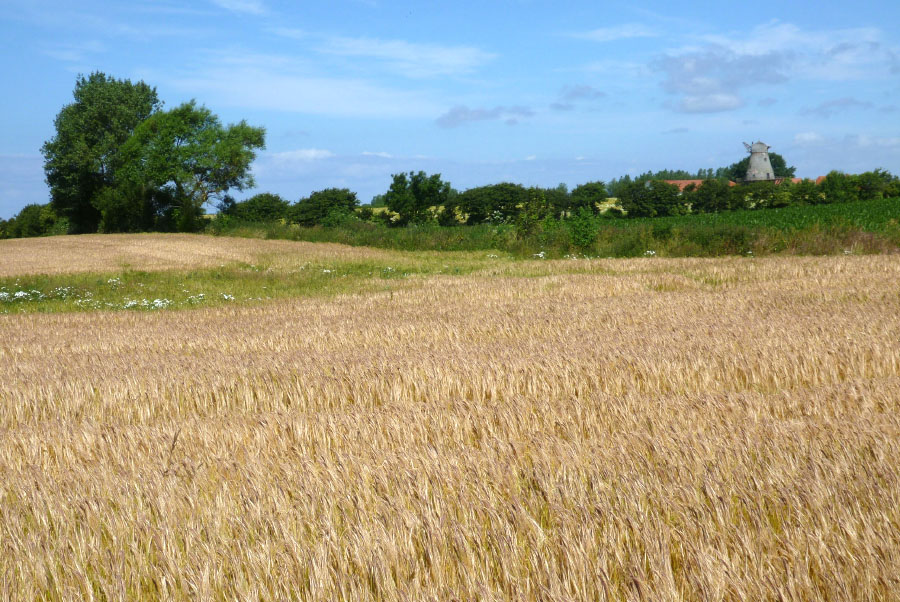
[[4, 203, 66, 238], [819, 171, 859, 204], [230, 193, 290, 222], [291, 188, 359, 226], [567, 207, 599, 250], [569, 182, 607, 215], [457, 182, 529, 225], [618, 180, 684, 217]]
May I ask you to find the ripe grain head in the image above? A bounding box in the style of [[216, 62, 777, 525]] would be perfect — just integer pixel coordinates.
[[1, 247, 899, 600]]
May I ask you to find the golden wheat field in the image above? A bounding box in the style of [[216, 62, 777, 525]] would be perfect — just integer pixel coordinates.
[[1, 235, 899, 600]]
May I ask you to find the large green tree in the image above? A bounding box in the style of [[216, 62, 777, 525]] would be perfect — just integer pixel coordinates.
[[384, 171, 452, 225], [111, 101, 265, 231], [41, 72, 161, 233]]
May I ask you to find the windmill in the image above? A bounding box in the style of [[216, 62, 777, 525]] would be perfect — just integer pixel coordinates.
[[743, 141, 775, 182]]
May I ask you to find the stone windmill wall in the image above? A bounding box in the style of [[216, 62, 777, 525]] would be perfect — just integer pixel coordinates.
[[743, 141, 775, 182]]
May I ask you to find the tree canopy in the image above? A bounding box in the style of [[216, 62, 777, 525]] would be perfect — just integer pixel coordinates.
[[112, 101, 265, 231], [41, 72, 161, 233], [291, 188, 359, 226], [384, 171, 452, 225]]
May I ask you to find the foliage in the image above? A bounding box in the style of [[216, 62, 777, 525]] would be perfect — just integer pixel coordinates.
[[384, 171, 452, 225], [684, 179, 734, 213], [456, 182, 529, 224], [567, 207, 600, 249], [569, 182, 607, 215], [818, 171, 859, 204], [789, 179, 822, 205], [114, 101, 265, 232], [1, 203, 69, 239], [290, 188, 359, 226], [41, 72, 161, 233], [515, 187, 553, 236], [210, 196, 900, 258], [228, 193, 290, 223], [607, 168, 721, 197], [618, 180, 684, 217]]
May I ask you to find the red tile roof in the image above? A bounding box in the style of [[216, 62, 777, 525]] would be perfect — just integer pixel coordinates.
[[662, 179, 737, 191]]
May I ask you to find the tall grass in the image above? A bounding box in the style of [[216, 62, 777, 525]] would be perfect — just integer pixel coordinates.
[[1, 237, 899, 600]]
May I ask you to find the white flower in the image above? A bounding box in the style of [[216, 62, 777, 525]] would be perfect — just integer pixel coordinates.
[[221, 293, 235, 301], [323, 269, 332, 274], [533, 251, 546, 259], [644, 250, 656, 257]]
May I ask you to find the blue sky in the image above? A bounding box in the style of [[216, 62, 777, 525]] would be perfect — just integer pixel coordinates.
[[2, 0, 899, 218]]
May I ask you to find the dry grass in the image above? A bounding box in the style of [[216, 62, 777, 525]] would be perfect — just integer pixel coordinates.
[[0, 233, 405, 277], [1, 237, 899, 600]]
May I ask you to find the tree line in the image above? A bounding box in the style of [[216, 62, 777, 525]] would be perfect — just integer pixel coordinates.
[[2, 72, 899, 240]]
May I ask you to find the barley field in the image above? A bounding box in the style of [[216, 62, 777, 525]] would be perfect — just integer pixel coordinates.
[[1, 235, 899, 600]]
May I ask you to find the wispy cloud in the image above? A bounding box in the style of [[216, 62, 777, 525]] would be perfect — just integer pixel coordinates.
[[161, 51, 443, 118], [310, 35, 496, 78], [550, 85, 606, 111], [571, 24, 657, 43], [801, 97, 874, 118], [654, 44, 789, 113], [209, 0, 266, 15], [271, 149, 334, 161], [41, 40, 105, 63], [652, 21, 899, 114], [435, 105, 534, 128]]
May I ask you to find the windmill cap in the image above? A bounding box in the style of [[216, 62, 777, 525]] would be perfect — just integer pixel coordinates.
[[749, 141, 770, 152]]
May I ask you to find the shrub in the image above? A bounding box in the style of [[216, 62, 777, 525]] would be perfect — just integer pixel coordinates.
[[291, 188, 359, 226], [567, 207, 600, 250], [230, 193, 290, 222]]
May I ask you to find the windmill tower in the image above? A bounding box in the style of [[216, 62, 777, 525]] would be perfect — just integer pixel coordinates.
[[743, 141, 775, 181]]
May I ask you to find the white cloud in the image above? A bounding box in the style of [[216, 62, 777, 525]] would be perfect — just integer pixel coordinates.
[[209, 0, 266, 15], [254, 149, 335, 179], [675, 93, 744, 113], [654, 22, 899, 114], [312, 36, 496, 78], [793, 132, 825, 145], [41, 40, 105, 63], [699, 21, 896, 81], [572, 24, 657, 43], [362, 151, 394, 158], [163, 52, 442, 118], [270, 149, 335, 161]]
